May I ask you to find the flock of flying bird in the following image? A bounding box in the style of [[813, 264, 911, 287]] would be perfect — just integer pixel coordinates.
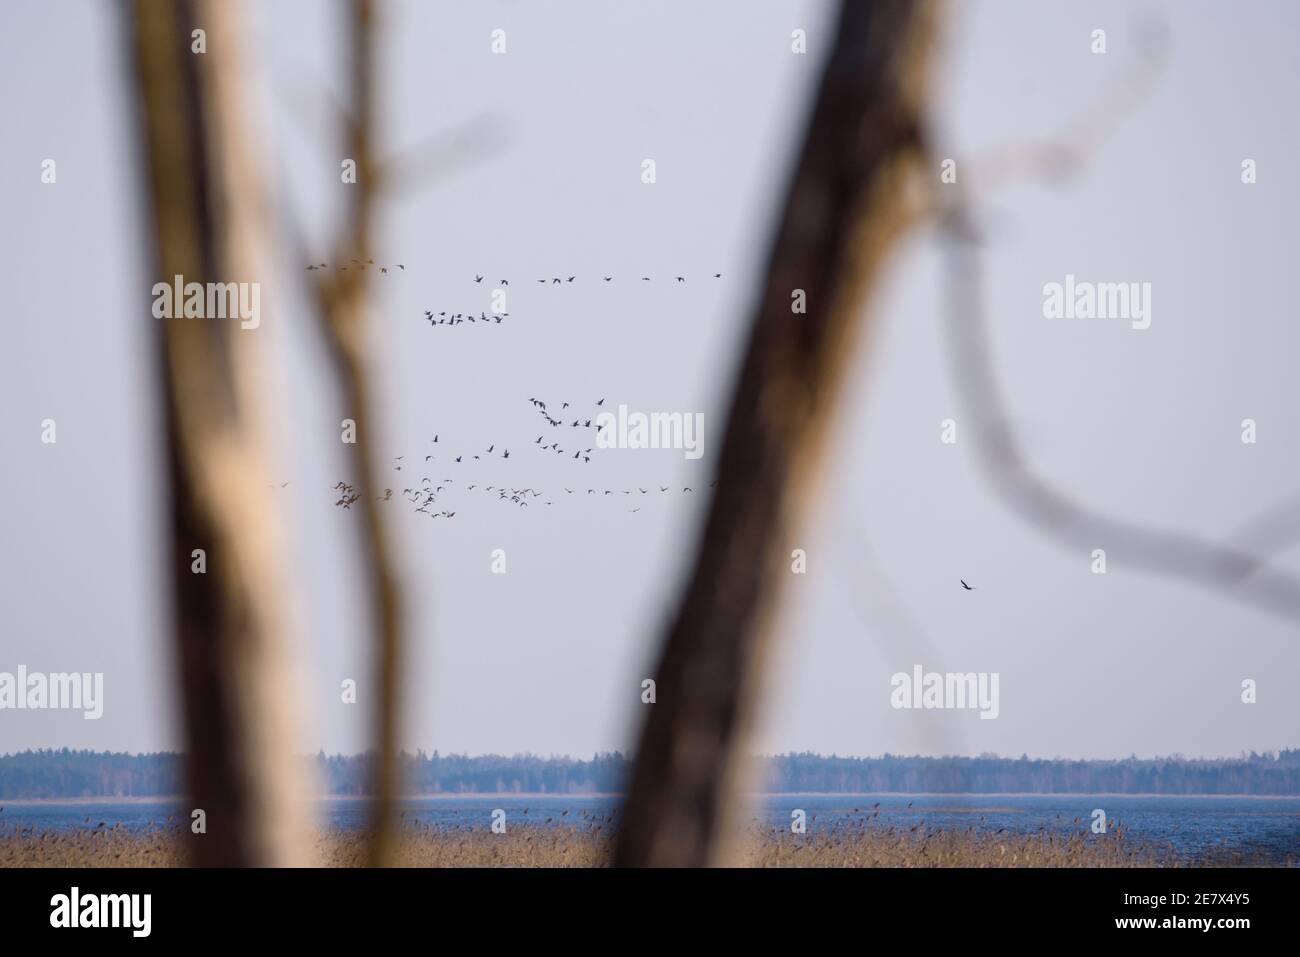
[[300, 264, 724, 329], [385, 475, 721, 517], [305, 259, 407, 274], [305, 267, 978, 586], [421, 272, 723, 330], [328, 394, 713, 517], [304, 269, 728, 517]]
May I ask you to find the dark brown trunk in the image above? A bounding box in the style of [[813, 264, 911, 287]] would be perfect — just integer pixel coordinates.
[[614, 0, 938, 867]]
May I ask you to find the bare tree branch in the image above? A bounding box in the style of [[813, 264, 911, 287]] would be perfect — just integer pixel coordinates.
[[959, 21, 1169, 195], [932, 23, 1300, 624], [377, 114, 508, 198], [614, 0, 940, 868], [938, 207, 1300, 622], [128, 0, 312, 866], [296, 0, 404, 867], [281, 4, 509, 868]]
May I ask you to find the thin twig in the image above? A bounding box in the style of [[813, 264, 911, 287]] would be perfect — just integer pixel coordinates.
[[299, 0, 404, 867], [933, 20, 1300, 622]]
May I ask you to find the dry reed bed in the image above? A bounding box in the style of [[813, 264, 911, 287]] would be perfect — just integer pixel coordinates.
[[0, 820, 1217, 867]]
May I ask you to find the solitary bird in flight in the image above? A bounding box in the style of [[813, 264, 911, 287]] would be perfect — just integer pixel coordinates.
[[960, 580, 974, 591], [474, 275, 484, 283]]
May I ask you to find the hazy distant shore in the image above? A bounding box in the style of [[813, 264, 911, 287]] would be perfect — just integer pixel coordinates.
[[6, 748, 1299, 801]]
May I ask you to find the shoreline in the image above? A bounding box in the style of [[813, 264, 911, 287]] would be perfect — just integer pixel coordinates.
[[4, 791, 1300, 806]]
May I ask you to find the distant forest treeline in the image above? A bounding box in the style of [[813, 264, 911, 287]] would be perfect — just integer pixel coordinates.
[[3, 748, 1299, 799]]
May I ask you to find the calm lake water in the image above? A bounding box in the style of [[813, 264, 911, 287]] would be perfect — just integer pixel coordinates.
[[4, 794, 1296, 865]]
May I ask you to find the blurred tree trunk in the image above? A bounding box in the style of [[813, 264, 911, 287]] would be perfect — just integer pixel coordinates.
[[614, 0, 938, 867], [299, 0, 405, 867], [128, 0, 312, 866]]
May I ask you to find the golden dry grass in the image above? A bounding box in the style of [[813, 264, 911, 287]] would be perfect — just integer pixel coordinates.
[[0, 821, 1205, 867]]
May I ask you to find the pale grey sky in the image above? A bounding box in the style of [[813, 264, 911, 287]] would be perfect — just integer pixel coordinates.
[[1, 0, 1297, 760]]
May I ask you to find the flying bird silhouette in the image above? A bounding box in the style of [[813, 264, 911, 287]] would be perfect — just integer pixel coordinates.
[[961, 580, 974, 591]]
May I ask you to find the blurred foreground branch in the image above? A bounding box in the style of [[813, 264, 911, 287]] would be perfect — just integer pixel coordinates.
[[128, 0, 311, 865], [297, 0, 405, 867], [615, 0, 939, 867], [936, 24, 1300, 623]]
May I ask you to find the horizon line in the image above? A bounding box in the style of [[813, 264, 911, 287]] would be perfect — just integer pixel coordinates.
[[3, 747, 1297, 763]]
